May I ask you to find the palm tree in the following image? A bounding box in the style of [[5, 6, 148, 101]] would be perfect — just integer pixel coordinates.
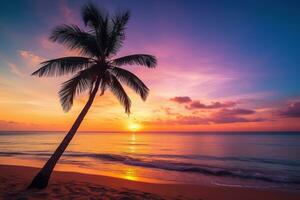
[[28, 3, 157, 190]]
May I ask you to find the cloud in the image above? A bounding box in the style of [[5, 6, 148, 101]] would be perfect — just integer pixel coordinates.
[[178, 108, 262, 124], [216, 108, 255, 115], [0, 120, 20, 130], [166, 96, 265, 124], [0, 120, 18, 125], [279, 101, 300, 118], [170, 96, 236, 109], [19, 50, 44, 67], [161, 107, 177, 115], [170, 96, 192, 103], [185, 100, 236, 109], [6, 62, 23, 77], [210, 108, 262, 124], [0, 120, 42, 130], [175, 115, 210, 125], [146, 107, 265, 125]]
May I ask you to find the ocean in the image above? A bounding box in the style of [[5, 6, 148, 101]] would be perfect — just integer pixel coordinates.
[[0, 131, 299, 190]]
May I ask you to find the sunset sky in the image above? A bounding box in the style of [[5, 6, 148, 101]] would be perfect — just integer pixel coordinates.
[[0, 0, 300, 131]]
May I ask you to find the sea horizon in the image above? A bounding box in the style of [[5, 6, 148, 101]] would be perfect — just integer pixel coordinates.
[[1, 130, 300, 134]]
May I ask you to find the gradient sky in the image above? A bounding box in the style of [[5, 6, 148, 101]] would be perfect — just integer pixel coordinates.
[[0, 0, 300, 131]]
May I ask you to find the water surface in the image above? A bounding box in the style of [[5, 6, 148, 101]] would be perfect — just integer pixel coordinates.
[[0, 131, 299, 190]]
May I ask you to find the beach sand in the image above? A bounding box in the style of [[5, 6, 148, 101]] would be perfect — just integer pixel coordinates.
[[0, 165, 299, 200]]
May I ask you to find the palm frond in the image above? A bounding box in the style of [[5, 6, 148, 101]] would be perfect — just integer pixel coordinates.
[[111, 54, 157, 68], [111, 67, 149, 100], [81, 3, 108, 55], [50, 24, 101, 57], [106, 11, 130, 56], [31, 57, 92, 77], [82, 3, 107, 30], [32, 3, 154, 116], [59, 66, 99, 112], [109, 74, 131, 114]]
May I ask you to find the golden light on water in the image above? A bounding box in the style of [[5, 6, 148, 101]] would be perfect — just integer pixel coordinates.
[[129, 133, 136, 153], [124, 134, 138, 181], [123, 168, 138, 181], [131, 133, 136, 142]]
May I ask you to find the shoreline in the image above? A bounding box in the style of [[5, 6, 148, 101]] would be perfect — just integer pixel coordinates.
[[1, 164, 299, 200]]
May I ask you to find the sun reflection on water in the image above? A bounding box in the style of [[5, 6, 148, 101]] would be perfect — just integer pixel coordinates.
[[123, 133, 138, 180], [131, 133, 136, 143], [123, 168, 138, 181], [128, 133, 136, 153]]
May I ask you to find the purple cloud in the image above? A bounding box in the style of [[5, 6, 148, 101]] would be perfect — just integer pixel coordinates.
[[209, 108, 260, 124], [185, 101, 236, 109], [170, 96, 192, 103], [149, 107, 265, 125], [173, 112, 263, 125], [170, 96, 236, 109], [280, 101, 300, 118], [217, 108, 255, 115]]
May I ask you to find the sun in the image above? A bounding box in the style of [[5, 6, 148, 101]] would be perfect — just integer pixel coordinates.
[[128, 123, 141, 132]]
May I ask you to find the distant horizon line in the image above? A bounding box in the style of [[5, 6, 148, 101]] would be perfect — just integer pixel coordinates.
[[0, 130, 300, 134]]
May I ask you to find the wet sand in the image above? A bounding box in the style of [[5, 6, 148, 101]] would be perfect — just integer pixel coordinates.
[[0, 165, 299, 200]]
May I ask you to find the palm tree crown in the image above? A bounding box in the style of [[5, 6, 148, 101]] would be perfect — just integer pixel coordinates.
[[32, 3, 157, 113]]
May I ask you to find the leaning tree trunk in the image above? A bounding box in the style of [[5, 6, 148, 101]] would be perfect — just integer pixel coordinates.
[[28, 78, 100, 190]]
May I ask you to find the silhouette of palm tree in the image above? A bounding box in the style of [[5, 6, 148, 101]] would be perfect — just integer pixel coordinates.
[[28, 3, 156, 189]]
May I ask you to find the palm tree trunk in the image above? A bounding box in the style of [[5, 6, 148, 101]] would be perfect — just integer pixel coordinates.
[[28, 78, 100, 190]]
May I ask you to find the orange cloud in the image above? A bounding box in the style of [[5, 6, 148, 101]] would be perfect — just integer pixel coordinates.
[[0, 120, 43, 131], [19, 50, 44, 67]]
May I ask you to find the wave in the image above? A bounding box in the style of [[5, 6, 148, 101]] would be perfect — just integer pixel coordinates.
[[1, 151, 300, 185], [135, 153, 300, 167], [85, 153, 300, 184]]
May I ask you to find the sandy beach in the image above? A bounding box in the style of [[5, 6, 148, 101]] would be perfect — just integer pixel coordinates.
[[0, 165, 299, 200]]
